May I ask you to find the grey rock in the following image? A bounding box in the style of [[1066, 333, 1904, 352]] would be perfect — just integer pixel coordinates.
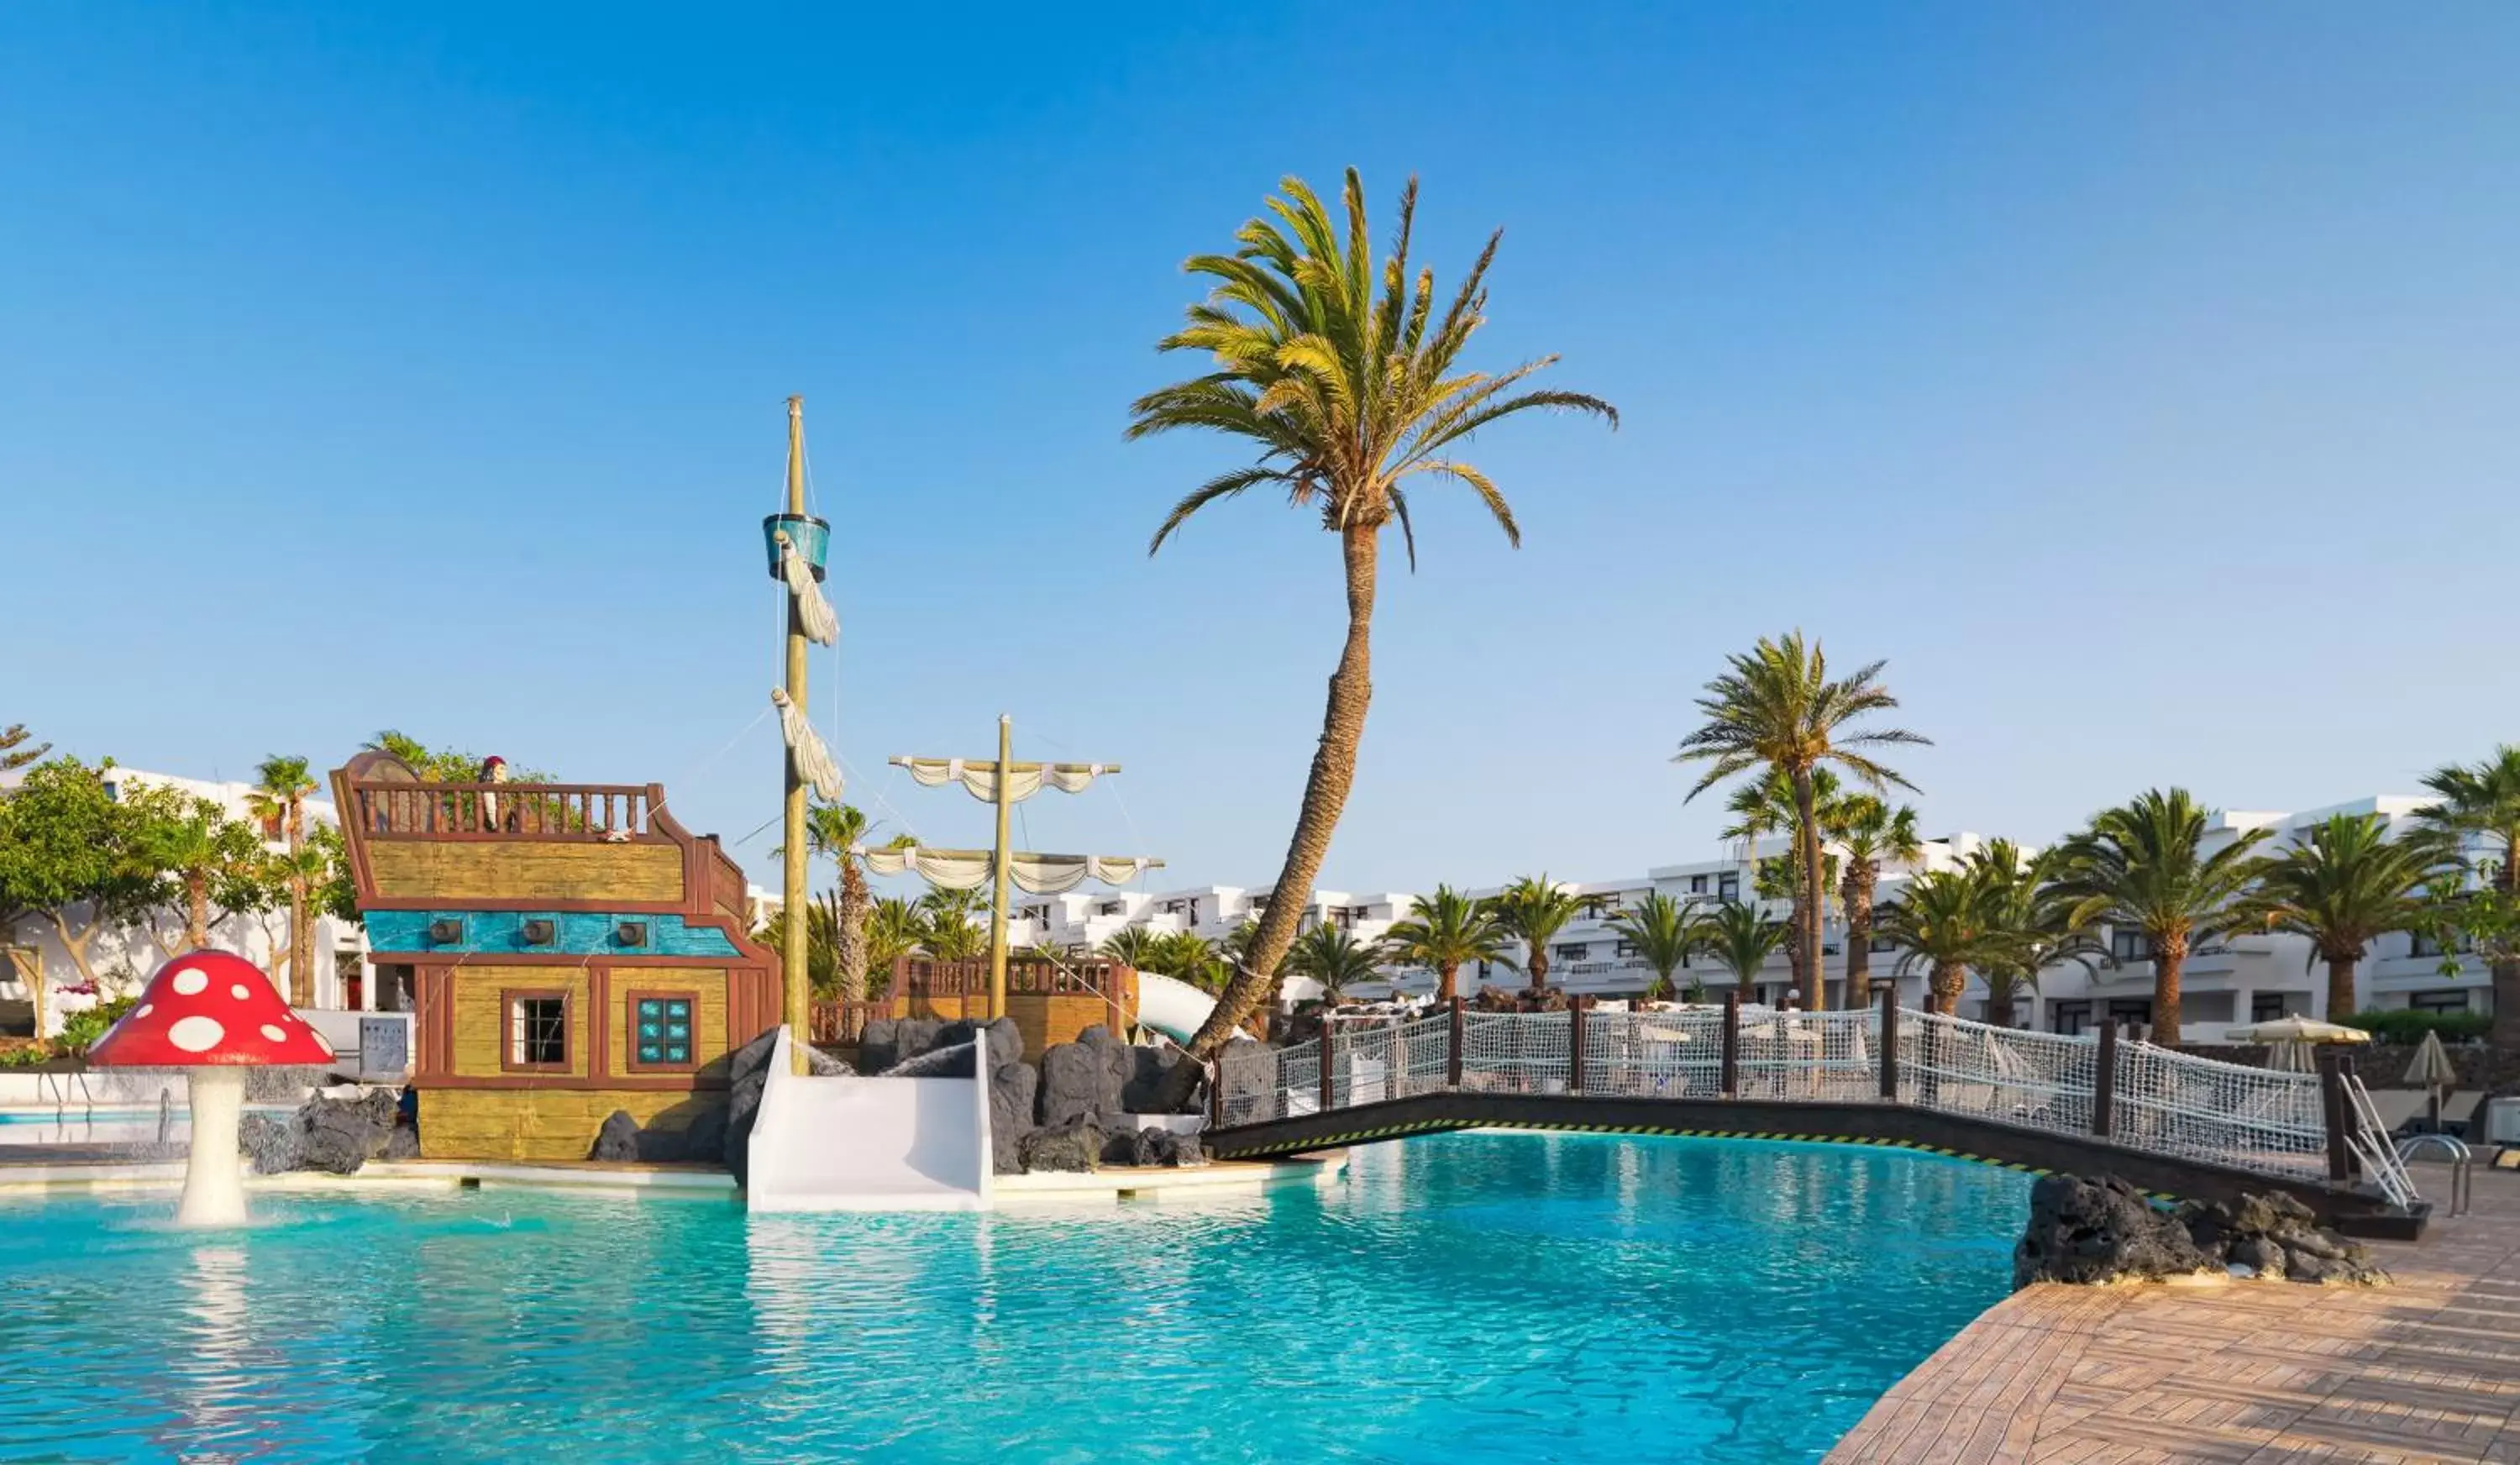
[[2013, 1174, 2212, 1288], [856, 1018, 900, 1074], [381, 1123, 420, 1161], [990, 1062, 1038, 1176], [672, 1104, 727, 1164], [1165, 1132, 1204, 1168], [2280, 1227, 2343, 1261], [239, 1112, 302, 1174], [1122, 1046, 1196, 1115], [591, 1109, 641, 1163], [1038, 1033, 1129, 1129], [1018, 1116, 1100, 1173], [2229, 1235, 2287, 1279]]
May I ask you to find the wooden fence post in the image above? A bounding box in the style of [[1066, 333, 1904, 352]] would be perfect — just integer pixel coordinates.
[[1446, 995, 1465, 1090], [1319, 1018, 1337, 1115], [2316, 1048, 2355, 1182], [1567, 999, 1587, 1094], [1720, 991, 1741, 1099], [2092, 1020, 2118, 1138], [1877, 985, 1900, 1100]]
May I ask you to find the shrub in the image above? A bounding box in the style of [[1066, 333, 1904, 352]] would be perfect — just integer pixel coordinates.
[[2335, 1008, 2491, 1044], [55, 995, 138, 1056]]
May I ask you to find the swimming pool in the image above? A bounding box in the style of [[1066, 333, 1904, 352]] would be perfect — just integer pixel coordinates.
[[0, 1133, 2027, 1462]]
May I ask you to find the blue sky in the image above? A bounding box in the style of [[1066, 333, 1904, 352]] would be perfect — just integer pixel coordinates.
[[4, 3, 2516, 896]]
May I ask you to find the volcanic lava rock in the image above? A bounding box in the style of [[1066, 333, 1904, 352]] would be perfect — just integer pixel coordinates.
[[1018, 1116, 1102, 1173], [591, 1109, 642, 1163], [2013, 1174, 2212, 1287]]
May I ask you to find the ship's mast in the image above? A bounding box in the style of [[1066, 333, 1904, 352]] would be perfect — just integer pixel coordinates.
[[780, 396, 811, 1075]]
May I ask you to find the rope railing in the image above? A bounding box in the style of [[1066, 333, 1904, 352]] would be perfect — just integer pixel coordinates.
[[1222, 1000, 2386, 1195]]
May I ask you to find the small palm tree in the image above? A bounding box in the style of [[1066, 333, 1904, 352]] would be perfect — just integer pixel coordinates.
[[2050, 789, 2269, 1043], [864, 897, 925, 992], [1130, 169, 1615, 1075], [1609, 891, 1697, 1000], [1489, 875, 1585, 991], [1381, 885, 1514, 1002], [139, 793, 265, 949], [1875, 869, 1991, 1016], [1141, 929, 1224, 990], [793, 803, 879, 1000], [249, 755, 319, 1006], [2246, 812, 2447, 1023], [2417, 746, 2520, 1045], [1832, 795, 1922, 1010], [1674, 633, 1929, 1011], [1099, 925, 1165, 969], [917, 887, 990, 963], [1289, 923, 1383, 1006], [1963, 841, 2095, 1028], [1698, 901, 1788, 998]]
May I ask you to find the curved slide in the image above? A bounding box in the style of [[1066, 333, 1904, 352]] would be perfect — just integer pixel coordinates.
[[745, 1029, 992, 1213], [1135, 970, 1221, 1044]]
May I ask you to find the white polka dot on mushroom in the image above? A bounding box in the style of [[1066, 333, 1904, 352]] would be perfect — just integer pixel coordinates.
[[231, 984, 252, 1000], [168, 1015, 225, 1053], [171, 969, 207, 996], [260, 1024, 287, 1042], [135, 1004, 153, 1018]]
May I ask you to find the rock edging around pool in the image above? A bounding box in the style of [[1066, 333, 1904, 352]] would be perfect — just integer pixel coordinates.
[[2014, 1173, 2388, 1289]]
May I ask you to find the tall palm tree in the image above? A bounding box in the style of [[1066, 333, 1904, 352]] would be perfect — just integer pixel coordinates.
[[1289, 923, 1382, 1006], [1489, 875, 1585, 991], [1129, 169, 1615, 1077], [249, 755, 318, 1006], [2246, 812, 2449, 1023], [1721, 767, 1844, 995], [1831, 795, 1922, 1011], [1698, 900, 1787, 998], [1674, 633, 1928, 1011], [2050, 789, 2269, 1044], [1381, 885, 1514, 1002], [1874, 868, 1992, 1016], [1609, 890, 1697, 1001], [2416, 746, 2520, 1045]]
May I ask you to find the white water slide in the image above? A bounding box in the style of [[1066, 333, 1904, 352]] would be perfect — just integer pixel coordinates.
[[744, 1029, 993, 1213], [1135, 969, 1221, 1044]]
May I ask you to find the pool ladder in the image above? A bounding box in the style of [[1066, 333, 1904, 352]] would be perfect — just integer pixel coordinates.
[[2394, 1132, 2473, 1218], [37, 1068, 94, 1124]]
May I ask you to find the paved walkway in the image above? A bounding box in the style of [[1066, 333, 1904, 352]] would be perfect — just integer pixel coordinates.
[[1830, 1164, 2520, 1463]]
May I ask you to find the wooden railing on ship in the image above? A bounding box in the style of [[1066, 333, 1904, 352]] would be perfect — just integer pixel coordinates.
[[349, 780, 662, 840], [809, 956, 1138, 1047]]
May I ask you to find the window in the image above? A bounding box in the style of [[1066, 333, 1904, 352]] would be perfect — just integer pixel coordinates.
[[1615, 941, 1641, 958], [2409, 931, 2466, 959], [2109, 929, 2153, 964], [2410, 990, 2471, 1015], [2252, 991, 2307, 1021], [629, 994, 695, 1069], [1098, 901, 1124, 916], [1871, 934, 1897, 953], [1689, 874, 1709, 894], [1716, 874, 1739, 901], [2048, 1000, 2092, 1037], [2183, 990, 2235, 1024], [505, 992, 570, 1070], [1553, 943, 1588, 962]]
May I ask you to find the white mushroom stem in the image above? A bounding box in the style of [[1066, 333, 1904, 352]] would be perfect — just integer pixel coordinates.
[[175, 1067, 248, 1228]]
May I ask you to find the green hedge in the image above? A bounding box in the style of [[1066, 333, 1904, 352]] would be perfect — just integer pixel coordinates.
[[2336, 1008, 2491, 1043]]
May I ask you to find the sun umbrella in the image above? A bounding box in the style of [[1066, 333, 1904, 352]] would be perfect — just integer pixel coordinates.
[[2266, 1040, 2317, 1074], [2403, 1029, 2457, 1128], [2222, 1016, 2373, 1044]]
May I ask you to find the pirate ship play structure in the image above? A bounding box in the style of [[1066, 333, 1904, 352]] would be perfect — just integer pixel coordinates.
[[334, 398, 1197, 1177]]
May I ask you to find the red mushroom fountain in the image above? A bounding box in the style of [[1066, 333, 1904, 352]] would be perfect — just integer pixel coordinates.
[[87, 951, 335, 1226]]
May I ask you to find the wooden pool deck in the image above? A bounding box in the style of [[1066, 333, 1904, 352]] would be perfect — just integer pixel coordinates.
[[1830, 1162, 2520, 1463]]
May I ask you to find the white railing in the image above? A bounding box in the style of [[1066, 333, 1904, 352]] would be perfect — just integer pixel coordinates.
[[1222, 1004, 2385, 1194]]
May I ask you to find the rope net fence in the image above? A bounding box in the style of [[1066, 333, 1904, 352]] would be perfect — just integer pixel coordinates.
[[1580, 1008, 1726, 1098], [1461, 1010, 1570, 1094], [2109, 1037, 2326, 1180], [1896, 1011, 2098, 1138], [1736, 1008, 1877, 1101]]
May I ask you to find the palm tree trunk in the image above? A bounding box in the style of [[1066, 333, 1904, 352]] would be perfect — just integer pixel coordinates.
[[1169, 527, 1378, 1088], [1438, 961, 1458, 1004], [1792, 769, 1827, 1010], [1929, 961, 1966, 1016], [286, 798, 311, 1007], [2324, 950, 2360, 1024], [2491, 958, 2520, 1050], [2153, 936, 2186, 1045], [1986, 981, 2015, 1028], [1527, 948, 1550, 992], [186, 872, 210, 950], [836, 861, 870, 1002], [1842, 866, 1874, 1009]]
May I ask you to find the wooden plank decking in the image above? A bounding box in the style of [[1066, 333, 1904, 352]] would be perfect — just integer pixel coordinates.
[[1830, 1163, 2520, 1463]]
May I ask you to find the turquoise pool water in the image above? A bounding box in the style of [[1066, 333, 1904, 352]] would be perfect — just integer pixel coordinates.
[[0, 1134, 2027, 1462]]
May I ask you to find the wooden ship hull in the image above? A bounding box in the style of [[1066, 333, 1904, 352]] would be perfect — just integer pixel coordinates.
[[333, 752, 779, 1162]]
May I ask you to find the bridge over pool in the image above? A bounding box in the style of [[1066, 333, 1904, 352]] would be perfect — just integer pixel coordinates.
[[1203, 997, 2428, 1237]]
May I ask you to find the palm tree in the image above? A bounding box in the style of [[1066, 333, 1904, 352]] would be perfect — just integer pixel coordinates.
[[789, 802, 894, 1000], [2050, 789, 2269, 1044], [1289, 924, 1382, 1006], [1832, 795, 1922, 1011], [864, 897, 924, 993], [1099, 925, 1165, 969], [1964, 840, 2095, 1028], [1875, 869, 1991, 1016], [2247, 812, 2448, 1023], [249, 755, 318, 1006], [1381, 885, 1514, 1002], [139, 793, 265, 949], [1489, 875, 1585, 991], [1609, 891, 1697, 1001], [1721, 768, 1842, 995], [1129, 169, 1615, 1077], [1674, 633, 1929, 1011], [1698, 901, 1787, 999], [2417, 747, 2520, 1045], [0, 723, 50, 773], [1142, 930, 1226, 992], [916, 887, 989, 963]]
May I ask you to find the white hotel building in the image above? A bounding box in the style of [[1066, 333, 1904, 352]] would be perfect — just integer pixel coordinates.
[[1051, 794, 2495, 1042]]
